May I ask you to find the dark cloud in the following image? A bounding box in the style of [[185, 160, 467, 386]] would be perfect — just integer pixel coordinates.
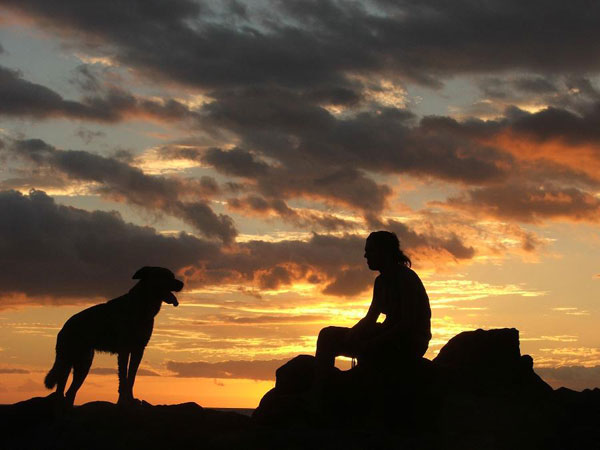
[[201, 147, 270, 178], [4, 138, 237, 243], [507, 105, 600, 145], [478, 77, 559, 101], [7, 0, 600, 91], [0, 189, 474, 301], [201, 89, 509, 185], [4, 1, 600, 224], [156, 92, 508, 216], [0, 173, 72, 192], [322, 267, 375, 296], [535, 366, 600, 391], [442, 183, 600, 223], [0, 189, 216, 299], [74, 126, 106, 145], [166, 358, 290, 380], [512, 77, 558, 95], [371, 219, 476, 261], [227, 195, 356, 232], [190, 233, 371, 294], [190, 230, 475, 295], [0, 64, 198, 123], [0, 65, 102, 120]]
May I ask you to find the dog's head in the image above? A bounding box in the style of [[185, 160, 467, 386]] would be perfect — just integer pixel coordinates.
[[132, 266, 184, 307]]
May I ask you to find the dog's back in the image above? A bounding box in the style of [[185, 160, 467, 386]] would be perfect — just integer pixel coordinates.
[[57, 293, 156, 357]]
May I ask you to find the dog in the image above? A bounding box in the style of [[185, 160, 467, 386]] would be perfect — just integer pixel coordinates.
[[44, 266, 183, 406]]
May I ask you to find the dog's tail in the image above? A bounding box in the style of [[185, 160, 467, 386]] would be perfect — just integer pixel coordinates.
[[44, 360, 60, 389], [45, 354, 70, 389]]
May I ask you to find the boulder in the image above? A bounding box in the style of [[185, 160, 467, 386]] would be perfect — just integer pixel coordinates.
[[274, 354, 317, 394], [254, 328, 553, 429], [432, 328, 552, 395]]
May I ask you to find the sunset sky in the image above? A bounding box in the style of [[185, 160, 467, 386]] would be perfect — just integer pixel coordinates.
[[0, 0, 599, 408]]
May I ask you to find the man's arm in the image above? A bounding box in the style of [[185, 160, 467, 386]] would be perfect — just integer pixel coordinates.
[[347, 277, 381, 340], [363, 269, 422, 348]]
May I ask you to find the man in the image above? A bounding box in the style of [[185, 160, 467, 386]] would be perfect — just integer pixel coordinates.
[[316, 231, 431, 368]]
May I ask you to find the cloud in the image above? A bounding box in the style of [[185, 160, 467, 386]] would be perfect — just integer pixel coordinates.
[[189, 230, 475, 295], [0, 189, 476, 302], [0, 65, 105, 120], [535, 365, 600, 391], [200, 147, 270, 178], [200, 89, 509, 185], [4, 0, 600, 229], [0, 368, 29, 374], [90, 367, 160, 376], [0, 64, 200, 123], [166, 358, 290, 380], [3, 138, 237, 243], [441, 183, 600, 223], [7, 0, 600, 91], [0, 189, 216, 300], [227, 195, 357, 232], [161, 97, 510, 216], [197, 313, 329, 325], [11, 1, 600, 226], [74, 126, 106, 144], [16, 378, 45, 392]]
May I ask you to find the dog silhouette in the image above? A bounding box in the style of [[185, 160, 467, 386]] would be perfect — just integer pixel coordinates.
[[44, 266, 183, 406]]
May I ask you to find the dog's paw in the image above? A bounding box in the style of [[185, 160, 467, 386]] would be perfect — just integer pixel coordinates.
[[117, 395, 143, 407]]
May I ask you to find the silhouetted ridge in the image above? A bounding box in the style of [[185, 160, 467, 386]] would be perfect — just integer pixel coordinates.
[[2, 329, 599, 450]]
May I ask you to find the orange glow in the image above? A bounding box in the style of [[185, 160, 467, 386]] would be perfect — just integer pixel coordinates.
[[487, 132, 600, 181], [0, 373, 273, 408]]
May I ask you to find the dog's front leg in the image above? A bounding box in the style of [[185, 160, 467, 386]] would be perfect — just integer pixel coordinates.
[[117, 352, 130, 405], [126, 347, 144, 403]]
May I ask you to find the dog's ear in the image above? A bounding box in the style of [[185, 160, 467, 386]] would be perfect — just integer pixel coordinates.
[[132, 266, 152, 280]]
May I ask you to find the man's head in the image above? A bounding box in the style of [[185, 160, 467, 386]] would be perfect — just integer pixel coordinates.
[[364, 231, 411, 271]]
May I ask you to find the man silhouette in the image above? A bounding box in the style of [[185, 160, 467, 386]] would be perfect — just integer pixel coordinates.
[[316, 231, 431, 368]]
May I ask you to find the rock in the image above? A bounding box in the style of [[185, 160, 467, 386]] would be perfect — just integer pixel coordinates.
[[432, 328, 553, 395], [274, 354, 317, 394], [433, 328, 521, 368], [255, 328, 557, 431], [0, 395, 253, 450]]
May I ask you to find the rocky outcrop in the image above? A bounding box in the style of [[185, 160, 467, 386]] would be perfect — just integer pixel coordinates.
[[0, 395, 252, 450], [431, 328, 552, 395], [2, 329, 598, 449], [253, 328, 599, 448]]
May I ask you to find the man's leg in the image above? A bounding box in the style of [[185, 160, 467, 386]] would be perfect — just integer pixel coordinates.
[[315, 326, 354, 367]]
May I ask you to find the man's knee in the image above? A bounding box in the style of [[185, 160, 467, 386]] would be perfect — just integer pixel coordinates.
[[317, 326, 347, 346]]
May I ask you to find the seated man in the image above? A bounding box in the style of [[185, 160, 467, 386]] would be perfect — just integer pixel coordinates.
[[316, 231, 431, 368]]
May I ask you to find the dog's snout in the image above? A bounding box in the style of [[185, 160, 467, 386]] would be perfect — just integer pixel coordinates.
[[171, 279, 184, 292]]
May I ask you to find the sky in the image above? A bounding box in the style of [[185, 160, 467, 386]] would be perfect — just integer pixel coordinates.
[[0, 0, 598, 407]]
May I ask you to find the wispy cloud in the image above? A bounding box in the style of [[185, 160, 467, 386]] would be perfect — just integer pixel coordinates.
[[166, 358, 291, 381]]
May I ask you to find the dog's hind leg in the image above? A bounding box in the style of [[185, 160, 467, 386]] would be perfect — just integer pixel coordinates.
[[65, 350, 94, 406], [54, 359, 72, 399]]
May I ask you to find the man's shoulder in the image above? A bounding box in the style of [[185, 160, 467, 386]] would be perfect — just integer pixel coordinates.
[[398, 266, 424, 285]]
